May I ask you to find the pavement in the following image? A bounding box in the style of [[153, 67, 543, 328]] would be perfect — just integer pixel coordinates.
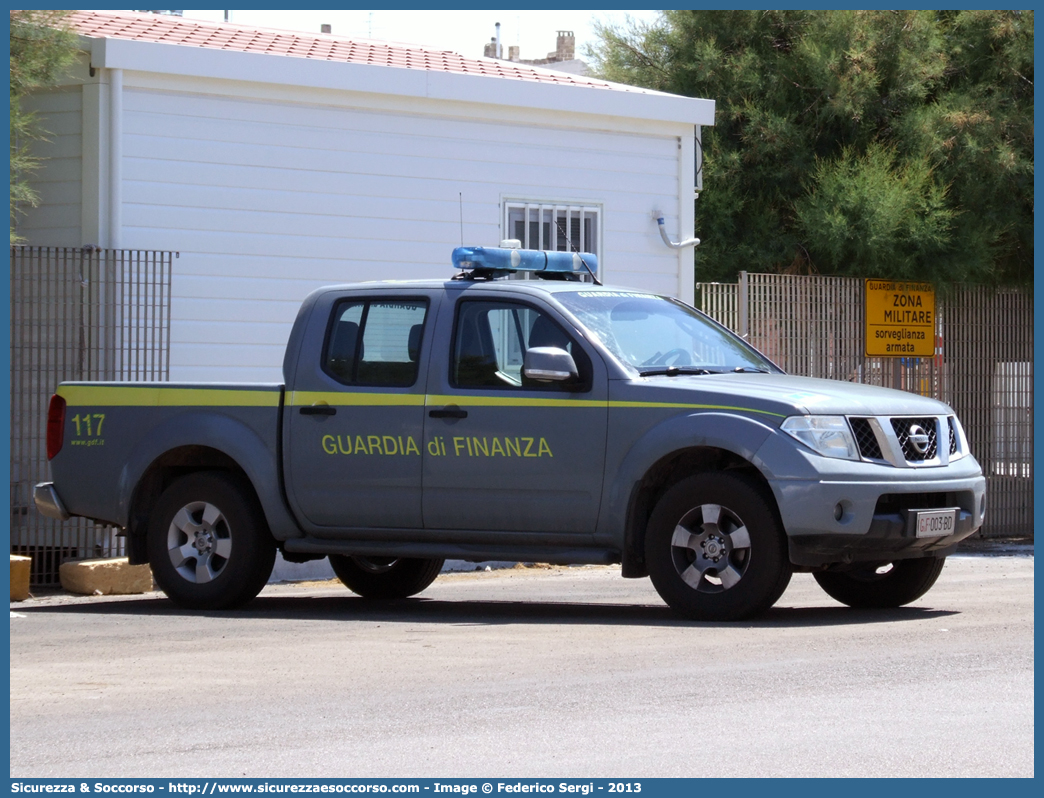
[[9, 546, 1034, 778]]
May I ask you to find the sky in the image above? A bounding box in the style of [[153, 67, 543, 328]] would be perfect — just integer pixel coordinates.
[[177, 9, 662, 63]]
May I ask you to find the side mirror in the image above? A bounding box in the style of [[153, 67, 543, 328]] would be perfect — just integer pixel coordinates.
[[523, 347, 579, 383]]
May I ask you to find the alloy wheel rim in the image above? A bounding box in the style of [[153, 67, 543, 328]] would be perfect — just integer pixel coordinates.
[[670, 503, 752, 593], [167, 501, 232, 584]]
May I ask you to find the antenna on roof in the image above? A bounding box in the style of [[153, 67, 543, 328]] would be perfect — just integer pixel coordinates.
[[459, 193, 464, 246], [554, 219, 602, 286]]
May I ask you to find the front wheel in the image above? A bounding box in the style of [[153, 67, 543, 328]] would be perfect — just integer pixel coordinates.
[[329, 555, 444, 599], [147, 471, 276, 610], [813, 557, 946, 608], [645, 472, 792, 621]]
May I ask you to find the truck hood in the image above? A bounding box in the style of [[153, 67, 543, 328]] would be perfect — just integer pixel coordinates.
[[622, 372, 954, 419]]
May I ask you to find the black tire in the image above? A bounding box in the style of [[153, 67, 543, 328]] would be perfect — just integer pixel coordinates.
[[329, 555, 444, 599], [645, 472, 792, 621], [147, 471, 276, 610], [813, 557, 946, 609]]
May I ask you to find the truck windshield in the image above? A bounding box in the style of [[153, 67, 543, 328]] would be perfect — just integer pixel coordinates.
[[556, 290, 780, 375]]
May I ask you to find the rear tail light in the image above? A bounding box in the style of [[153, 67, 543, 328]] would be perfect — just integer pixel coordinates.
[[46, 394, 66, 460]]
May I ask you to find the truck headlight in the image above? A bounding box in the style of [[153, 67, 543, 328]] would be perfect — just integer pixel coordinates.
[[780, 415, 859, 461]]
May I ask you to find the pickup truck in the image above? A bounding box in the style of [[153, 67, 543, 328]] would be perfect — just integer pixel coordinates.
[[35, 246, 986, 621]]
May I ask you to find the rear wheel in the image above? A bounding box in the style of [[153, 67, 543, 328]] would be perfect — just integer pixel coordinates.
[[147, 471, 276, 610], [645, 472, 791, 621], [813, 557, 946, 608], [329, 555, 444, 599]]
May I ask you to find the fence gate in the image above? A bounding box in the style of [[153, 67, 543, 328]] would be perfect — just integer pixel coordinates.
[[10, 246, 175, 585], [696, 272, 1033, 538]]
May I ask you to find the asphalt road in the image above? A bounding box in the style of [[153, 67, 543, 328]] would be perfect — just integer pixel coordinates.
[[10, 551, 1034, 778]]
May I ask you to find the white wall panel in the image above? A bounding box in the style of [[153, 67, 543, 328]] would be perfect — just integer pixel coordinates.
[[172, 319, 293, 345], [122, 228, 496, 267], [172, 342, 289, 369], [170, 295, 300, 324], [121, 112, 678, 172], [125, 182, 479, 222], [123, 137, 674, 197], [608, 271, 680, 296], [123, 158, 676, 212], [120, 92, 677, 158], [115, 87, 683, 382], [18, 89, 82, 246], [170, 365, 289, 382]]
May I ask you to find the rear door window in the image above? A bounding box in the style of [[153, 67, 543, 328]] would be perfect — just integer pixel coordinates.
[[323, 299, 428, 387]]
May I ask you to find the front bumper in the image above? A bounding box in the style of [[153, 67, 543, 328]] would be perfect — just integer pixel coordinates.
[[766, 465, 986, 568], [788, 509, 980, 567]]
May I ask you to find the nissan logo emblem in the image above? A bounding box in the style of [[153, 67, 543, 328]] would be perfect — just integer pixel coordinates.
[[908, 424, 931, 454]]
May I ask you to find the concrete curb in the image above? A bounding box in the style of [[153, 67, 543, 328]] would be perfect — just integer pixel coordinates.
[[59, 557, 155, 596], [10, 555, 31, 601]]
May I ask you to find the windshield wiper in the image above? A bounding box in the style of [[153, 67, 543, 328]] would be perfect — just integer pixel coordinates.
[[637, 366, 716, 377], [638, 365, 771, 377]]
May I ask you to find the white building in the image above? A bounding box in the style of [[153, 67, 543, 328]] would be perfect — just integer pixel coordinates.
[[20, 10, 714, 383]]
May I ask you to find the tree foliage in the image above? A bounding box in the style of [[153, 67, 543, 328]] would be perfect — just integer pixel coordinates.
[[590, 10, 1033, 286], [10, 9, 79, 244]]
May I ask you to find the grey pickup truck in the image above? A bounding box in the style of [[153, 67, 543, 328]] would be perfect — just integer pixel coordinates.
[[36, 246, 986, 620]]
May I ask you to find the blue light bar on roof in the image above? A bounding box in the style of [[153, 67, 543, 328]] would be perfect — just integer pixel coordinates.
[[452, 246, 597, 275]]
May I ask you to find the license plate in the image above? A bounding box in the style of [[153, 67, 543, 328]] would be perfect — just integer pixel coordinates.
[[911, 508, 959, 538]]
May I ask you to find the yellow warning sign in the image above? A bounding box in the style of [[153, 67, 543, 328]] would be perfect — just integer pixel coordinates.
[[865, 280, 936, 357]]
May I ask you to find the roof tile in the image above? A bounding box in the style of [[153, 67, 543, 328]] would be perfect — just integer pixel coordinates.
[[64, 10, 641, 93]]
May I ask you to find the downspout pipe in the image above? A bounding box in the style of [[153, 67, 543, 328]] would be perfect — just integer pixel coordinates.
[[108, 68, 122, 250], [653, 209, 700, 250]]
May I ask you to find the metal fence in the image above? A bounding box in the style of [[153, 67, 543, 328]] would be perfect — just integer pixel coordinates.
[[696, 272, 1033, 538], [10, 246, 175, 585]]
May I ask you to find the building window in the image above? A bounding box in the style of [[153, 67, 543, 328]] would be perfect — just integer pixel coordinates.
[[504, 201, 601, 262]]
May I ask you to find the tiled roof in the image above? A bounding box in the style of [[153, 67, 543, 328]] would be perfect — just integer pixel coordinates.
[[65, 10, 633, 92]]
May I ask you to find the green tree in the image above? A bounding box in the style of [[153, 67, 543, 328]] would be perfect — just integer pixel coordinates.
[[590, 10, 1033, 286], [10, 9, 79, 244]]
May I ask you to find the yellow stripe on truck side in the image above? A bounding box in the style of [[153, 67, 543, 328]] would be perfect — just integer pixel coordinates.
[[57, 384, 784, 419], [57, 385, 281, 408]]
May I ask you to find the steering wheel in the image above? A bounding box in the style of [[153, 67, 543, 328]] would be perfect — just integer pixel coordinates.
[[642, 348, 692, 367]]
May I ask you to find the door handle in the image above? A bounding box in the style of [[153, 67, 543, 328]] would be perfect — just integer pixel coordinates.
[[428, 407, 468, 419], [300, 405, 336, 416]]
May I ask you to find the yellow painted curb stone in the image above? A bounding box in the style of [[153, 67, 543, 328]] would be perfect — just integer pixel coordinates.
[[10, 555, 31, 601]]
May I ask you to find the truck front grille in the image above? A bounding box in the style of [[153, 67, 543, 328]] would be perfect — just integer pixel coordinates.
[[849, 417, 883, 460], [890, 417, 938, 462], [874, 490, 969, 515], [844, 414, 963, 467]]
